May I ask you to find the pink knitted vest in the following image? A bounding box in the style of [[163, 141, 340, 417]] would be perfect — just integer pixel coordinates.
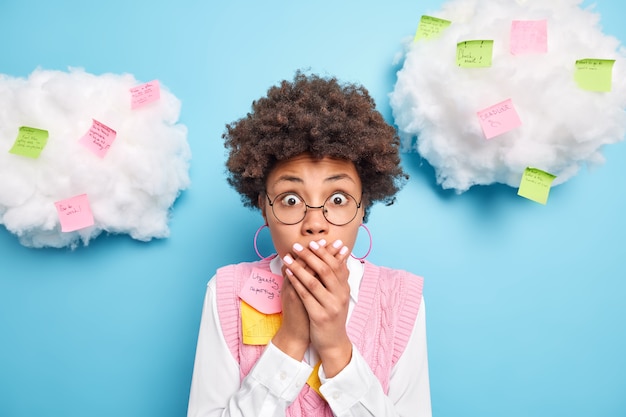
[[216, 258, 423, 417]]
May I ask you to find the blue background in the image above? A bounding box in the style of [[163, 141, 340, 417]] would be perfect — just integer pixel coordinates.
[[1, 1, 625, 416]]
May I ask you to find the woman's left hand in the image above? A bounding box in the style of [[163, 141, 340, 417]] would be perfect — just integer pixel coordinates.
[[282, 238, 353, 377]]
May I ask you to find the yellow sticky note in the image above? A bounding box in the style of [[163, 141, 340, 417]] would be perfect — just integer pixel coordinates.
[[241, 300, 282, 345], [9, 126, 49, 158], [414, 15, 451, 42], [306, 361, 325, 400], [517, 167, 557, 205], [457, 40, 493, 68], [574, 59, 615, 92]]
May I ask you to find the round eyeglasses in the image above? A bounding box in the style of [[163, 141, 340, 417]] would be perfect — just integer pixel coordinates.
[[265, 191, 362, 226]]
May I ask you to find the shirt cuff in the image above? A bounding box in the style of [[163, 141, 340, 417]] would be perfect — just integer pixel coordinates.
[[319, 345, 376, 414], [248, 341, 314, 403]]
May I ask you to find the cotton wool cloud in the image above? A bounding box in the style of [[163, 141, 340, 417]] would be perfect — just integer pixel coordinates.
[[390, 0, 626, 193], [0, 68, 191, 248]]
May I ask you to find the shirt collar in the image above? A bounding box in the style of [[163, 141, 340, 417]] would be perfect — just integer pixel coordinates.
[[270, 254, 363, 303]]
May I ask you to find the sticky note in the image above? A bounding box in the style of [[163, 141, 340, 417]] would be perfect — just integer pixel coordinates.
[[307, 361, 325, 399], [54, 194, 95, 232], [414, 15, 451, 42], [457, 40, 493, 68], [241, 301, 282, 345], [477, 99, 522, 139], [517, 167, 556, 205], [510, 20, 548, 55], [239, 268, 284, 314], [130, 80, 160, 109], [9, 126, 49, 158], [574, 59, 615, 92], [79, 119, 117, 158]]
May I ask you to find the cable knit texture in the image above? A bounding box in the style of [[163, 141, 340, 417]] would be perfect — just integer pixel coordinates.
[[216, 258, 423, 416]]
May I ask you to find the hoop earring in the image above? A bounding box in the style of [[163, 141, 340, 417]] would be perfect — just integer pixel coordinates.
[[351, 224, 372, 261], [254, 224, 272, 260]]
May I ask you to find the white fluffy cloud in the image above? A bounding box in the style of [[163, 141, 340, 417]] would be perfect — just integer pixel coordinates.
[[390, 0, 626, 193], [0, 68, 190, 248]]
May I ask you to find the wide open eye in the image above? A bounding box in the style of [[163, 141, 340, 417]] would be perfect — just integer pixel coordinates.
[[279, 193, 303, 207], [327, 192, 350, 207]]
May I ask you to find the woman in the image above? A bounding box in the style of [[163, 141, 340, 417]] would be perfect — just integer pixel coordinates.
[[188, 72, 431, 417]]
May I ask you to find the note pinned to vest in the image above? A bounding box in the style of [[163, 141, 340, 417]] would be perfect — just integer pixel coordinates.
[[240, 300, 282, 345], [239, 268, 283, 314]]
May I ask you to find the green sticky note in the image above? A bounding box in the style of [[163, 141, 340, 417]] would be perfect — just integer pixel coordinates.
[[9, 126, 49, 158], [457, 40, 493, 68], [517, 167, 557, 205], [414, 15, 451, 42], [574, 58, 615, 92]]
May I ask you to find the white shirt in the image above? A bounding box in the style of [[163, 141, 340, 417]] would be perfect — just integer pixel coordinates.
[[187, 256, 431, 417]]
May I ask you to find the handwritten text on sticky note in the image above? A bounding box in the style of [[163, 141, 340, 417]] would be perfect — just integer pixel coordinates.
[[517, 167, 556, 205], [510, 20, 548, 55], [79, 119, 117, 158], [241, 301, 282, 345], [574, 59, 615, 92], [414, 15, 451, 42], [9, 126, 49, 158], [130, 80, 160, 109], [477, 99, 522, 139], [457, 40, 493, 68], [239, 268, 284, 314], [54, 194, 95, 232]]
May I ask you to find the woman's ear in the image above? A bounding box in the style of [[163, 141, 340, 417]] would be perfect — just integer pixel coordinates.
[[359, 194, 368, 223], [258, 193, 268, 223]]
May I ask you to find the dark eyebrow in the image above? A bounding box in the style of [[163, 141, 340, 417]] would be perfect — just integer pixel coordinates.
[[271, 175, 303, 187], [325, 173, 356, 184]]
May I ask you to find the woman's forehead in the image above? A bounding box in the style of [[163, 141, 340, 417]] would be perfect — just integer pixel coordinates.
[[266, 154, 360, 189]]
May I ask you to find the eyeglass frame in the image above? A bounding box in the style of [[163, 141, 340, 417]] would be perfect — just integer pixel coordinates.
[[264, 190, 363, 226]]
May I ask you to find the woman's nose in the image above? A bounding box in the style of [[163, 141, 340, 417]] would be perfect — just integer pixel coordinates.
[[301, 205, 328, 235]]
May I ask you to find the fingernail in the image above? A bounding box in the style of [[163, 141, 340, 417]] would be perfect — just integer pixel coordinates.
[[283, 255, 294, 265], [318, 239, 326, 247], [333, 239, 343, 249], [293, 243, 303, 252], [285, 268, 293, 276], [340, 246, 349, 255], [309, 241, 320, 250]]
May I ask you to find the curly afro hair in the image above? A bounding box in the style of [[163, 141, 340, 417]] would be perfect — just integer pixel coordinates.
[[223, 72, 408, 221]]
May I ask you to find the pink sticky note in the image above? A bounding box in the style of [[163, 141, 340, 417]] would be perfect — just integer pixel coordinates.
[[130, 80, 160, 109], [239, 268, 284, 314], [79, 119, 117, 158], [510, 20, 547, 55], [54, 194, 95, 233], [477, 99, 522, 139]]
